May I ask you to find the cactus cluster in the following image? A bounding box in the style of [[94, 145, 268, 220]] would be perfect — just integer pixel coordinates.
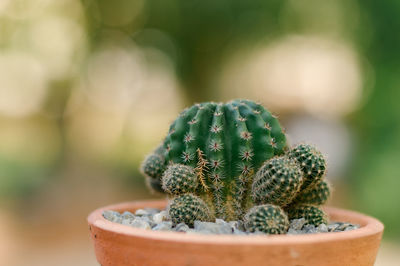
[[141, 99, 331, 234]]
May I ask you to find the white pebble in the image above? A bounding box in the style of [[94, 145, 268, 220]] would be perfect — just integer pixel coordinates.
[[153, 211, 168, 224], [175, 223, 190, 232], [194, 221, 232, 234], [135, 209, 149, 216], [130, 218, 151, 229], [153, 221, 173, 231], [121, 211, 135, 219], [317, 224, 328, 233], [103, 210, 121, 223]]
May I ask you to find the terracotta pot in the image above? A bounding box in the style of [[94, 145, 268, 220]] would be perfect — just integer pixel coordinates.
[[88, 200, 383, 266]]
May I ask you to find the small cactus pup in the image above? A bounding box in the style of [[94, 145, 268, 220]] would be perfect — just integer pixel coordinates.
[[288, 143, 327, 192], [168, 194, 213, 226], [141, 145, 167, 193], [244, 204, 289, 234], [141, 99, 288, 224], [290, 179, 331, 206], [252, 156, 303, 206], [287, 205, 328, 226]]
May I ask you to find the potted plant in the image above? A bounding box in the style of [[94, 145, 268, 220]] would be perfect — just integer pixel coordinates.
[[88, 99, 383, 266]]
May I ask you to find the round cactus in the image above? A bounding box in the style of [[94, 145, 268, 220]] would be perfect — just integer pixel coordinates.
[[287, 205, 328, 226], [291, 180, 331, 206], [288, 144, 326, 192], [141, 153, 166, 193], [141, 100, 333, 230], [159, 99, 287, 220], [244, 204, 289, 234], [252, 156, 303, 206], [162, 164, 198, 195], [168, 194, 213, 226]]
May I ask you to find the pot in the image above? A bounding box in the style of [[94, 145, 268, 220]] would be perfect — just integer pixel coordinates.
[[88, 200, 383, 266]]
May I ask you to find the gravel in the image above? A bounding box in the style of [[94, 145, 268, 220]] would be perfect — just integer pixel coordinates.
[[102, 209, 360, 235]]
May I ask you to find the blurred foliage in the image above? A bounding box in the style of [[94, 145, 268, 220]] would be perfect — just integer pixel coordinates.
[[349, 0, 400, 239], [0, 0, 399, 241], [82, 0, 289, 102]]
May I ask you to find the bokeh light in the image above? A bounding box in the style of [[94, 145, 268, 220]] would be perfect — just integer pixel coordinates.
[[219, 35, 364, 117], [0, 53, 48, 117]]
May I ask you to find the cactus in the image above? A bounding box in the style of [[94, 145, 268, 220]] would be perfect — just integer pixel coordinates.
[[252, 156, 303, 206], [244, 204, 289, 234], [168, 194, 213, 226], [288, 144, 327, 192], [158, 99, 287, 221], [162, 164, 198, 195], [290, 180, 331, 206], [141, 99, 332, 233], [141, 152, 166, 193], [287, 205, 328, 226]]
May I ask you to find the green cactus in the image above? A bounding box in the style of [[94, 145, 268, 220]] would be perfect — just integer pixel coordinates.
[[288, 144, 327, 192], [287, 205, 328, 226], [252, 156, 303, 206], [141, 152, 166, 193], [244, 204, 289, 234], [162, 164, 198, 195], [141, 99, 332, 233], [168, 194, 213, 226], [291, 180, 331, 206], [158, 99, 287, 220]]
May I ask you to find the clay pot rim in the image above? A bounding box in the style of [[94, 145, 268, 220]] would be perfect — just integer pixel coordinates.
[[88, 199, 384, 246]]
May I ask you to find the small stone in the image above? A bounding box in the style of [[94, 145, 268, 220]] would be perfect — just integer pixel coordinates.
[[215, 219, 228, 225], [335, 223, 350, 232], [103, 210, 121, 223], [304, 224, 317, 234], [175, 223, 190, 232], [344, 225, 359, 231], [153, 221, 173, 231], [316, 224, 328, 233], [229, 220, 245, 231], [194, 221, 232, 234], [186, 229, 198, 234], [130, 218, 151, 229], [135, 209, 149, 216], [153, 211, 168, 224], [144, 208, 161, 216], [232, 229, 247, 235], [136, 216, 156, 227], [228, 221, 238, 228], [228, 221, 247, 235], [121, 219, 133, 226], [287, 228, 303, 235], [327, 223, 339, 232], [121, 211, 135, 220], [289, 218, 307, 230]]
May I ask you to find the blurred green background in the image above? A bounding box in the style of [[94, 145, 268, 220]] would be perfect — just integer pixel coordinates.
[[0, 0, 399, 265]]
